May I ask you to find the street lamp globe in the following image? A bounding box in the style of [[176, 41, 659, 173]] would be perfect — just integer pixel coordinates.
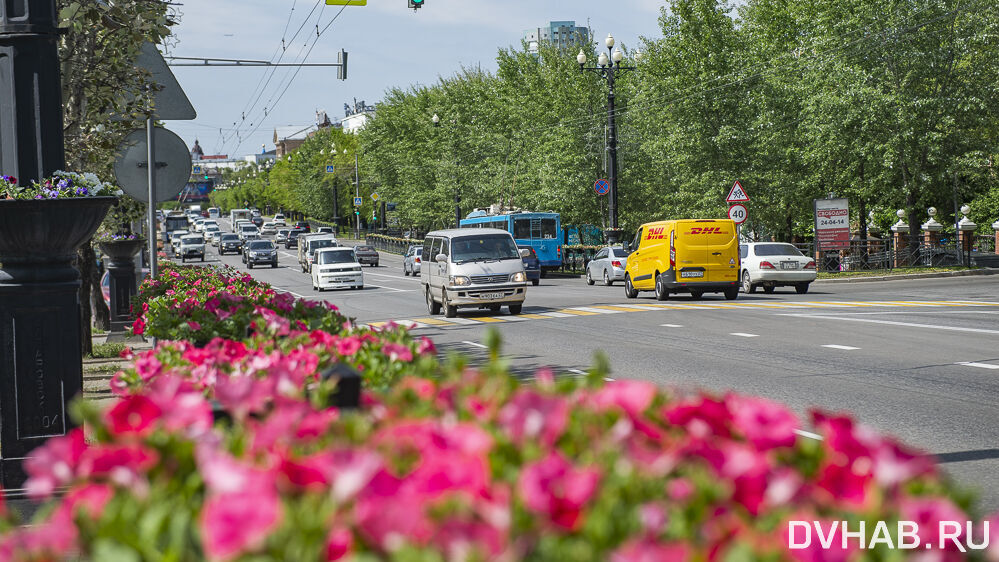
[[634, 49, 643, 62], [612, 49, 624, 63], [597, 52, 609, 67], [576, 49, 587, 65], [605, 34, 615, 49], [927, 206, 937, 217], [431, 113, 440, 125], [896, 209, 906, 219], [961, 204, 971, 216]]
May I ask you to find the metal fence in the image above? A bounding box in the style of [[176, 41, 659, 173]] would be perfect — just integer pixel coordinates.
[[364, 233, 421, 255], [796, 234, 999, 272]]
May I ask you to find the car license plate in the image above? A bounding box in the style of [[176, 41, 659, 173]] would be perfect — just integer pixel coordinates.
[[781, 261, 797, 270], [481, 292, 503, 299], [680, 270, 704, 278]]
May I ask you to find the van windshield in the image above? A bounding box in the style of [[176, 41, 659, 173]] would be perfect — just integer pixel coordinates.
[[317, 251, 355, 265], [452, 234, 520, 263], [310, 239, 336, 250]]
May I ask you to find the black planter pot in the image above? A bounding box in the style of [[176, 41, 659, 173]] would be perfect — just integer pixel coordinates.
[[98, 239, 144, 324], [0, 197, 115, 490]]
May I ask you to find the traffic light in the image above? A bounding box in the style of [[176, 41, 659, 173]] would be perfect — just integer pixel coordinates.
[[337, 49, 347, 81], [408, 0, 424, 9]]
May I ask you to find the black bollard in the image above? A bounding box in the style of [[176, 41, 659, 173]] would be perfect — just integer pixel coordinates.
[[99, 239, 145, 330]]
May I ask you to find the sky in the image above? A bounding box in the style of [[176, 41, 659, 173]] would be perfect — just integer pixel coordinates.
[[164, 0, 668, 159]]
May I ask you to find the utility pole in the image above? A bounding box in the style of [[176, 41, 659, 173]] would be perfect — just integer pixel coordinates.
[[354, 152, 360, 239]]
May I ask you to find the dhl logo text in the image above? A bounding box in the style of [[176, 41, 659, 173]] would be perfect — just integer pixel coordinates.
[[645, 226, 668, 240], [686, 227, 725, 235]]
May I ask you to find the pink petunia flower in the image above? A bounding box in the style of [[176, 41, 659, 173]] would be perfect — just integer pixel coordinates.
[[201, 491, 282, 561], [498, 389, 569, 447], [517, 451, 601, 531], [105, 394, 162, 437]]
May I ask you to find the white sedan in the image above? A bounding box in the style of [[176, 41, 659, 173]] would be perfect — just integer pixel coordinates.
[[312, 248, 364, 291], [585, 246, 629, 286], [261, 221, 277, 235], [739, 242, 816, 294]]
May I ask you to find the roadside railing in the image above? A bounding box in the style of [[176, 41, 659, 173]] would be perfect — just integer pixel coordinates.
[[560, 245, 602, 272], [365, 233, 422, 255]]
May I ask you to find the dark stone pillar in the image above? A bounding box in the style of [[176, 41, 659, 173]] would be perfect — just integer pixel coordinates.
[[0, 0, 65, 185], [99, 240, 144, 327]]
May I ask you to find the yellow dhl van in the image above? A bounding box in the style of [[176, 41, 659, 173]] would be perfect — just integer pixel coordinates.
[[623, 219, 740, 300]]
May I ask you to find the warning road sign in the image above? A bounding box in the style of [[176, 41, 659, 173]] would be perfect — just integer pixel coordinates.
[[726, 180, 750, 203]]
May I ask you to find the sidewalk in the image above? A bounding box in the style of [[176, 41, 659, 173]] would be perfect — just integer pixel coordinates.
[[815, 267, 999, 284]]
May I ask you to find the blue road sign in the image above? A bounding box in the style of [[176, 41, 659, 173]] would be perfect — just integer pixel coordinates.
[[193, 165, 202, 174], [325, 165, 335, 173], [594, 178, 610, 196], [353, 197, 363, 206]]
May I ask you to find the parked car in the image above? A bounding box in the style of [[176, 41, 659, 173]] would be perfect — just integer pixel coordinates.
[[585, 246, 629, 286], [739, 242, 816, 294], [311, 248, 363, 291], [218, 234, 241, 255], [285, 228, 305, 249], [179, 234, 206, 262], [403, 245, 423, 276], [261, 221, 277, 235], [275, 229, 290, 245], [354, 245, 380, 267], [294, 221, 311, 233], [242, 239, 278, 269], [422, 229, 528, 318], [519, 245, 541, 286]]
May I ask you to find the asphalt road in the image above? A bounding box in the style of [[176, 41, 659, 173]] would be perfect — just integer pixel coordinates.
[[188, 220, 999, 513]]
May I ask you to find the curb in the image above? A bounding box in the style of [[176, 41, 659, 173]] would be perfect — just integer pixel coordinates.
[[815, 268, 999, 284]]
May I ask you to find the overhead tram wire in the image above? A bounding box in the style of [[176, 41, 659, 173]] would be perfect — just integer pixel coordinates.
[[220, 1, 331, 154], [228, 3, 352, 155], [219, 0, 325, 153]]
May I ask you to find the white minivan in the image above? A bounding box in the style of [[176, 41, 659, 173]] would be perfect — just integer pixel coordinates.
[[422, 228, 529, 318]]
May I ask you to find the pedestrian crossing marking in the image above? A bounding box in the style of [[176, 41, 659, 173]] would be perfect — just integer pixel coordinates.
[[364, 299, 999, 332]]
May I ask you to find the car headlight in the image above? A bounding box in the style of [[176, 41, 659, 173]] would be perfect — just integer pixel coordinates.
[[450, 275, 471, 286], [510, 271, 527, 283]]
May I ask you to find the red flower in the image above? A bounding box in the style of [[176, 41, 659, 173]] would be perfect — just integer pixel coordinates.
[[131, 315, 145, 335], [517, 451, 601, 531], [325, 527, 353, 560], [106, 394, 162, 437]]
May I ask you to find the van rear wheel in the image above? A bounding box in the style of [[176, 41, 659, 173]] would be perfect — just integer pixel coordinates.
[[724, 287, 739, 300], [624, 275, 638, 299], [654, 274, 669, 301]]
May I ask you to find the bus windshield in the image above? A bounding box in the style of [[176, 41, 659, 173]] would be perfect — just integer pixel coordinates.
[[452, 234, 520, 262]]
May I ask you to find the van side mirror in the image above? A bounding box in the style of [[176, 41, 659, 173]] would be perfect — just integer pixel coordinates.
[[436, 253, 447, 263], [519, 248, 530, 258]]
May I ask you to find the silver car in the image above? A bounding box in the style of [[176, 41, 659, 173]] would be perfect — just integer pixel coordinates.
[[585, 246, 629, 286], [403, 245, 423, 276], [275, 228, 290, 245]]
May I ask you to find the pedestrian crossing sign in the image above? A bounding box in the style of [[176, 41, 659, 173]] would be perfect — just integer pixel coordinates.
[[353, 197, 363, 206], [325, 165, 335, 173]]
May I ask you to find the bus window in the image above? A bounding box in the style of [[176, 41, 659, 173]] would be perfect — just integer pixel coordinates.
[[541, 218, 558, 239], [513, 218, 531, 239]]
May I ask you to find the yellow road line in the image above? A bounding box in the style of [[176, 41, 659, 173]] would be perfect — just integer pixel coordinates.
[[558, 309, 599, 316], [518, 313, 551, 320], [410, 317, 452, 326], [473, 316, 507, 323], [592, 305, 645, 312]]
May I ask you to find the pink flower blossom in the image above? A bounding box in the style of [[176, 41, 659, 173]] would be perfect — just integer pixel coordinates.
[[663, 395, 732, 440], [336, 335, 363, 356], [214, 372, 275, 419], [498, 389, 569, 447], [201, 491, 282, 560], [518, 451, 601, 531], [24, 429, 88, 499], [325, 527, 354, 560], [58, 483, 114, 520], [417, 337, 437, 355], [591, 380, 656, 417], [667, 478, 694, 503], [131, 315, 145, 335], [105, 394, 161, 437], [726, 394, 799, 450], [187, 320, 202, 331], [382, 342, 413, 362]]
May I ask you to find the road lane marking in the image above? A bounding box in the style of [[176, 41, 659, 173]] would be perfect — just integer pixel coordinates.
[[779, 314, 999, 335], [539, 312, 576, 318], [730, 332, 759, 338], [462, 341, 488, 349], [518, 313, 551, 319], [473, 316, 507, 323], [410, 317, 451, 326], [660, 324, 684, 328], [794, 429, 823, 441], [592, 305, 646, 312], [363, 284, 415, 293], [956, 362, 999, 370], [615, 304, 670, 311], [822, 344, 861, 350], [439, 317, 480, 325], [559, 309, 599, 316], [572, 306, 623, 314]]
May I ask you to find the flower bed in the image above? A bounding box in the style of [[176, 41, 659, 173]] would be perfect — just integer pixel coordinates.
[[0, 171, 122, 199], [131, 264, 346, 345], [2, 358, 994, 561]]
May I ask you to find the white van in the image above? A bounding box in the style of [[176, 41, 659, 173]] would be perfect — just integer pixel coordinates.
[[422, 228, 529, 318], [298, 234, 339, 273]]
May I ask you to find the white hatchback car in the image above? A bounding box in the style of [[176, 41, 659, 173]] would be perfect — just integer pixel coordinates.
[[312, 248, 363, 291], [585, 246, 629, 286], [739, 242, 816, 294]]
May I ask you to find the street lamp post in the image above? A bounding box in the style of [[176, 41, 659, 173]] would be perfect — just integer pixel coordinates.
[[432, 113, 462, 228], [578, 35, 641, 243]]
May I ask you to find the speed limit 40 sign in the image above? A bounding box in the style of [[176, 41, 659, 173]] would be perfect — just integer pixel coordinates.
[[728, 203, 748, 225]]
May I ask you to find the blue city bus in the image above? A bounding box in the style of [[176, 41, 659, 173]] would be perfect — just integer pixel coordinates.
[[459, 211, 562, 270]]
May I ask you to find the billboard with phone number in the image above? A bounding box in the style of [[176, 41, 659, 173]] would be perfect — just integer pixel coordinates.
[[814, 198, 850, 250]]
